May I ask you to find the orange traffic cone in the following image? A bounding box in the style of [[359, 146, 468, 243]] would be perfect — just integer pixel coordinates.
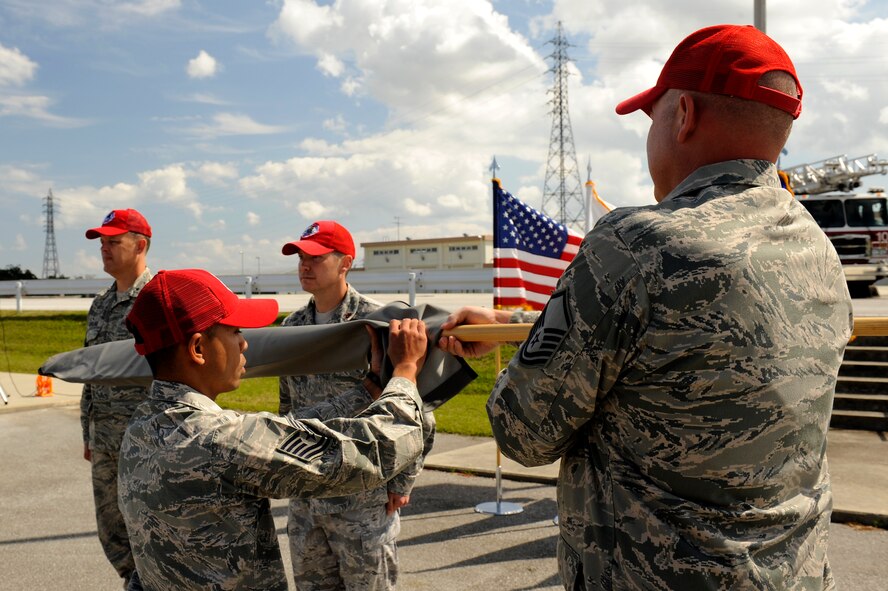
[[36, 375, 54, 397]]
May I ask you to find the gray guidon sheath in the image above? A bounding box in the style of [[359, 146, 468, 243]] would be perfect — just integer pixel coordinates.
[[39, 302, 476, 412]]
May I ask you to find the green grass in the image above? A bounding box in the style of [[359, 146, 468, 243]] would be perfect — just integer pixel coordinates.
[[0, 311, 510, 437], [0, 311, 89, 372]]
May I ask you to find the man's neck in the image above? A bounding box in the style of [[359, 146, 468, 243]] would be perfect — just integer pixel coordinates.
[[113, 264, 146, 293], [312, 282, 348, 314]]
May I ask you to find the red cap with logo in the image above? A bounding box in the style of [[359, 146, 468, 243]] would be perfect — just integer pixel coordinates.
[[281, 220, 355, 258], [86, 209, 153, 239], [126, 269, 279, 356], [616, 24, 802, 119]]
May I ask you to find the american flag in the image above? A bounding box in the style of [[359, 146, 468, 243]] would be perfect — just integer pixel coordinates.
[[493, 179, 584, 310]]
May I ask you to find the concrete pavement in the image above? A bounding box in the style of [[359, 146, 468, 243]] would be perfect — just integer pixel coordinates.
[[1, 401, 887, 590], [2, 370, 886, 528]]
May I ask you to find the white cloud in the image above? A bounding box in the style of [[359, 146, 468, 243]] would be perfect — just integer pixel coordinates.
[[196, 161, 239, 186], [821, 79, 868, 101], [323, 115, 347, 134], [247, 211, 260, 226], [317, 53, 344, 77], [404, 198, 432, 216], [180, 112, 287, 138], [14, 233, 27, 251], [75, 249, 102, 275], [117, 0, 181, 17], [880, 106, 888, 125], [0, 95, 88, 126], [178, 93, 230, 105], [0, 44, 38, 86], [297, 200, 330, 219], [187, 50, 219, 79]]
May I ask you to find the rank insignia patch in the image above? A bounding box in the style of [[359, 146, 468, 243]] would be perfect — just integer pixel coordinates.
[[277, 424, 330, 463], [518, 289, 572, 367]]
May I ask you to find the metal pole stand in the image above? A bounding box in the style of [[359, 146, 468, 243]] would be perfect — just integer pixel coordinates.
[[474, 445, 523, 516]]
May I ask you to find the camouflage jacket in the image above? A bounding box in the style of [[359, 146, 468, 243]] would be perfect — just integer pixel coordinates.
[[80, 268, 152, 451], [488, 160, 853, 590], [279, 285, 435, 511], [119, 377, 425, 591]]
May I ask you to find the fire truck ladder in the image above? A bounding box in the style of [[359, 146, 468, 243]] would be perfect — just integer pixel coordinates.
[[782, 154, 888, 195]]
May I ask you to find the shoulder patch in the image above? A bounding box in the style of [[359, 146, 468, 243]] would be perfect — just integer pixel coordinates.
[[518, 290, 572, 367], [277, 422, 331, 463]]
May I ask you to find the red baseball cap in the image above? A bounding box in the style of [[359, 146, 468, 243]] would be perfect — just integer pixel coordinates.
[[281, 220, 355, 258], [126, 269, 279, 356], [86, 209, 153, 239], [616, 24, 802, 119]]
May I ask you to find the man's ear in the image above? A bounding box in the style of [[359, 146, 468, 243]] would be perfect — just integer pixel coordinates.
[[676, 92, 698, 143], [340, 255, 354, 275], [187, 332, 206, 366]]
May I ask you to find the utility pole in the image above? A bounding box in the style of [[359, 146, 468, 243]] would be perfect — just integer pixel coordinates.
[[394, 216, 401, 241], [42, 189, 61, 278], [541, 22, 583, 232]]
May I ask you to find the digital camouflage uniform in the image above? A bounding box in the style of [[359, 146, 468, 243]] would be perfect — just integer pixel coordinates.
[[81, 268, 152, 582], [279, 285, 436, 590], [489, 160, 853, 590], [118, 377, 426, 591]]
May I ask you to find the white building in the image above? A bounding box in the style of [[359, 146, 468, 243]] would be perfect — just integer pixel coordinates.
[[361, 235, 492, 271]]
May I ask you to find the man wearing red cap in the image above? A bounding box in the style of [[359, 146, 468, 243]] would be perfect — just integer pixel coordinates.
[[440, 25, 851, 589], [81, 208, 153, 589], [279, 220, 435, 591], [117, 269, 429, 591]]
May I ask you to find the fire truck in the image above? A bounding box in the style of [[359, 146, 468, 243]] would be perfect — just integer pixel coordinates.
[[781, 154, 888, 297]]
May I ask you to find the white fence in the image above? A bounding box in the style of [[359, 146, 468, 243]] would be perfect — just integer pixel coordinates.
[[0, 268, 494, 301]]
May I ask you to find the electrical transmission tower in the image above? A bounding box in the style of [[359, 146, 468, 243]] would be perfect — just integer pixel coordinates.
[[541, 22, 584, 232], [42, 189, 61, 278]]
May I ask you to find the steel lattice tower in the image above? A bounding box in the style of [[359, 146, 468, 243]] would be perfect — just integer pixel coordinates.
[[541, 22, 583, 231], [42, 189, 61, 278]]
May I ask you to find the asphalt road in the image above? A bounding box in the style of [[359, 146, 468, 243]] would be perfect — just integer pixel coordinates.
[[1, 406, 886, 590]]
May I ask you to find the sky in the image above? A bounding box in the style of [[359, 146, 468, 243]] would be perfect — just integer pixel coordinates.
[[1, 0, 887, 278]]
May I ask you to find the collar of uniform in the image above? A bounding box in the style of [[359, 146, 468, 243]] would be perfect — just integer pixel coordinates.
[[309, 283, 361, 323], [659, 159, 779, 204], [149, 379, 222, 411], [111, 267, 154, 300]]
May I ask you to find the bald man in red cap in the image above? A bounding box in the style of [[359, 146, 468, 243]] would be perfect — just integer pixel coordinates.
[[81, 208, 153, 590], [441, 25, 851, 590]]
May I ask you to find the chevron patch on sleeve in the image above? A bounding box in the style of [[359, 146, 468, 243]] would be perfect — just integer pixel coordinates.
[[277, 424, 332, 463]]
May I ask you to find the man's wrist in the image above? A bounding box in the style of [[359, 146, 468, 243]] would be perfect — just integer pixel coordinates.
[[363, 371, 383, 399]]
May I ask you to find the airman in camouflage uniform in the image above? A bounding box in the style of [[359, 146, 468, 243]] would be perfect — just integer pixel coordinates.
[[118, 269, 430, 591], [81, 208, 153, 589], [441, 25, 852, 590], [280, 221, 435, 590]]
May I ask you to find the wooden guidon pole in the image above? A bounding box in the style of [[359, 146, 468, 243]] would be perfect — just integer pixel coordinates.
[[442, 318, 888, 342]]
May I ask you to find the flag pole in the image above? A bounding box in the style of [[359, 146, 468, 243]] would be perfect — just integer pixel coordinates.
[[476, 156, 523, 517]]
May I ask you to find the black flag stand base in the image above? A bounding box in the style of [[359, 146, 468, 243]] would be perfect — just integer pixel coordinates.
[[475, 461, 523, 516]]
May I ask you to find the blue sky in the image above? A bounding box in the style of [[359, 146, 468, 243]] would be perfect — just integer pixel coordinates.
[[1, 0, 887, 278]]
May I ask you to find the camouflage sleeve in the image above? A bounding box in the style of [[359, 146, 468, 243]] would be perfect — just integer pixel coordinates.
[[388, 409, 436, 495], [286, 385, 372, 422], [228, 377, 425, 500], [488, 224, 649, 467], [278, 376, 292, 416], [509, 310, 541, 324], [80, 383, 93, 443]]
